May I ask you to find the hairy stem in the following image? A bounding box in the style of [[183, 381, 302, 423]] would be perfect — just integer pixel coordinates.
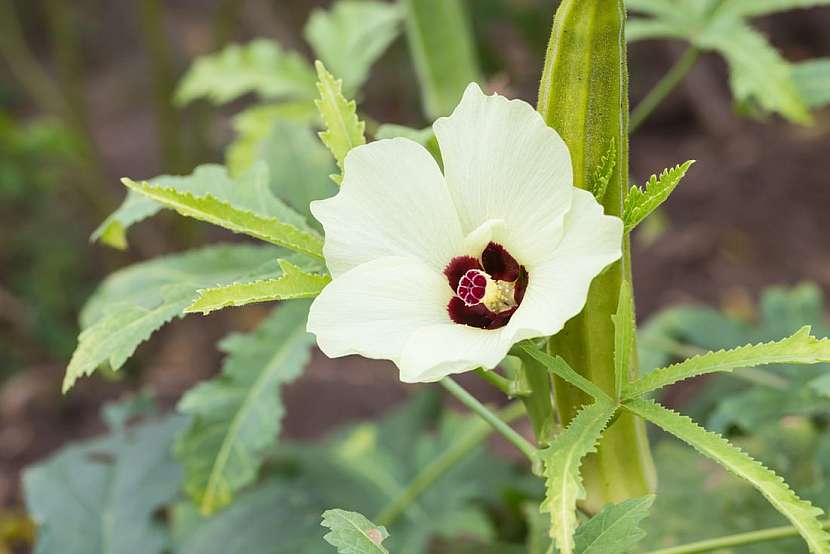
[[375, 400, 526, 527], [644, 520, 830, 554], [630, 47, 700, 133]]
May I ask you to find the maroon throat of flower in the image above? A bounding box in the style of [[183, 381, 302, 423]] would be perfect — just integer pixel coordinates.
[[444, 242, 528, 330]]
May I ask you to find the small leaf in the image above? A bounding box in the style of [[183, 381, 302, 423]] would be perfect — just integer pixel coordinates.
[[321, 509, 390, 553], [175, 39, 316, 106], [625, 325, 830, 398], [590, 139, 616, 202], [185, 259, 330, 315], [540, 399, 618, 554], [175, 300, 314, 515], [516, 343, 611, 402], [314, 61, 366, 182], [305, 1, 403, 95], [624, 398, 830, 554], [623, 160, 694, 232], [574, 495, 655, 554], [612, 281, 636, 398]]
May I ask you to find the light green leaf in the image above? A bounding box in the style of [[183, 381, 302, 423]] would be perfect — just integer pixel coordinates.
[[91, 190, 159, 250], [175, 39, 316, 106], [402, 0, 482, 118], [590, 139, 616, 202], [321, 509, 389, 554], [794, 59, 830, 110], [523, 502, 554, 554], [540, 399, 618, 554], [612, 281, 636, 398], [186, 259, 330, 315], [516, 343, 611, 402], [122, 165, 323, 259], [623, 160, 694, 233], [63, 244, 283, 392], [624, 398, 830, 554], [305, 1, 403, 95], [625, 325, 830, 398], [24, 416, 186, 554], [574, 495, 654, 554], [314, 61, 366, 183], [175, 300, 314, 515]]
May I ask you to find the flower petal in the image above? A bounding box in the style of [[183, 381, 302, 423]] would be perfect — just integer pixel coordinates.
[[399, 323, 511, 383], [310, 138, 464, 277], [505, 189, 624, 343], [433, 83, 573, 265], [307, 256, 452, 361]]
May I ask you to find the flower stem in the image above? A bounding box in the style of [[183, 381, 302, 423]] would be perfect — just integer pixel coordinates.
[[475, 367, 513, 395], [644, 520, 830, 554], [630, 47, 700, 133], [374, 400, 526, 527], [439, 378, 539, 466]]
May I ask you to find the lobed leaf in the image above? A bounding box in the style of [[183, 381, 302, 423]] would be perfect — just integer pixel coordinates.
[[175, 39, 316, 105], [590, 139, 617, 202], [321, 509, 390, 553], [573, 495, 655, 554], [625, 325, 830, 398], [185, 259, 330, 315], [623, 160, 694, 233], [63, 244, 283, 392], [314, 61, 366, 183], [175, 300, 314, 515], [624, 399, 830, 553], [612, 281, 636, 398], [305, 1, 403, 95], [540, 399, 618, 554]]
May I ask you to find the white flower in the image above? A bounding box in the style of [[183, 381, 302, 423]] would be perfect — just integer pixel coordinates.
[[307, 83, 623, 383]]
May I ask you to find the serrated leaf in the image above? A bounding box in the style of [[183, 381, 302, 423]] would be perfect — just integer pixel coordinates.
[[612, 281, 636, 398], [625, 325, 830, 398], [122, 165, 323, 259], [590, 139, 616, 202], [516, 343, 611, 402], [63, 245, 282, 392], [186, 259, 330, 315], [402, 0, 482, 118], [314, 61, 366, 182], [24, 416, 186, 554], [91, 190, 159, 250], [623, 161, 694, 233], [175, 300, 314, 515], [321, 509, 389, 554], [305, 1, 403, 95], [794, 59, 830, 110], [574, 495, 654, 554], [624, 398, 830, 554], [175, 39, 316, 106], [540, 399, 618, 554]]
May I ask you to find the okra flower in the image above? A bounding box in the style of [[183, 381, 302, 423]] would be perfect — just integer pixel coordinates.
[[307, 84, 622, 383]]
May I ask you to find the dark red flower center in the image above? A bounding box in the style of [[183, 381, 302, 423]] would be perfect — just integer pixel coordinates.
[[443, 242, 528, 330]]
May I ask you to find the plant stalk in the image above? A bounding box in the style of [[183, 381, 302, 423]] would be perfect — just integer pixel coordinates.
[[644, 520, 830, 554], [630, 47, 700, 133]]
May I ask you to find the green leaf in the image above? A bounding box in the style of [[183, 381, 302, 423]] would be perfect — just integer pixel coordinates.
[[186, 259, 330, 315], [175, 39, 316, 105], [794, 59, 830, 110], [402, 0, 482, 118], [91, 190, 159, 250], [623, 161, 694, 233], [623, 398, 830, 554], [175, 300, 314, 515], [573, 495, 654, 554], [523, 502, 554, 554], [625, 325, 830, 398], [321, 509, 390, 553], [122, 164, 323, 259], [590, 139, 616, 202], [516, 343, 611, 402], [540, 399, 618, 554], [24, 415, 186, 554], [612, 281, 636, 398], [305, 1, 403, 95], [314, 61, 366, 182], [63, 244, 283, 392]]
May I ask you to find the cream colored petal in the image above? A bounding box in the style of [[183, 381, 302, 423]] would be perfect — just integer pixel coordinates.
[[311, 138, 465, 278]]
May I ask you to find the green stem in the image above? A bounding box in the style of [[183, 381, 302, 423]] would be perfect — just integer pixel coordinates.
[[475, 367, 513, 395], [439, 378, 539, 466], [630, 47, 700, 133], [644, 520, 830, 554], [375, 401, 526, 527]]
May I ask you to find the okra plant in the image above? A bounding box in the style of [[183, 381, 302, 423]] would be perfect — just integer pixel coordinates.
[[23, 1, 830, 553]]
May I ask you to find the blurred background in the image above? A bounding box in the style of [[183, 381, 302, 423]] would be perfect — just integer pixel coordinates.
[[1, 0, 829, 549]]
